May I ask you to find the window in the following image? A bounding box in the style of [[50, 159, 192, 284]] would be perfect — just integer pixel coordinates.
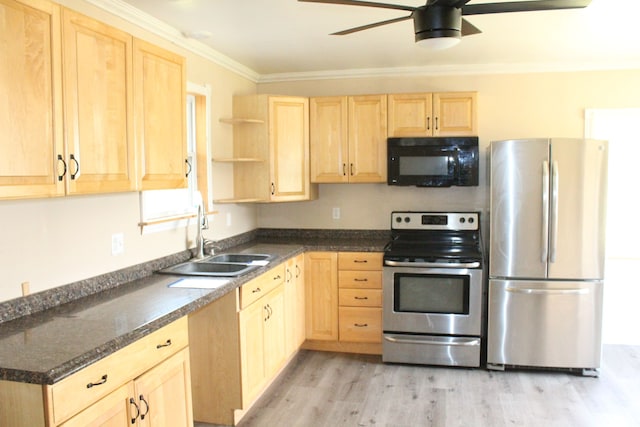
[[139, 82, 211, 233]]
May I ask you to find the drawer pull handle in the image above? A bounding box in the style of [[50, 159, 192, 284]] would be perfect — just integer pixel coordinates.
[[156, 339, 172, 349], [353, 260, 368, 263], [274, 274, 281, 280], [354, 296, 368, 300], [354, 323, 368, 327], [129, 398, 140, 424], [86, 374, 108, 388], [252, 287, 262, 294], [354, 278, 368, 282], [139, 394, 150, 420]]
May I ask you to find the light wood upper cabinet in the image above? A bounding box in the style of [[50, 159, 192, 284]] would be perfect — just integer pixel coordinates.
[[309, 96, 349, 183], [388, 92, 477, 137], [225, 95, 316, 203], [133, 38, 187, 190], [62, 9, 136, 195], [310, 95, 387, 183], [0, 0, 64, 199]]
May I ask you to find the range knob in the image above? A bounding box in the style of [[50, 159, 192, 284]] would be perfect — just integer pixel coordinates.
[[395, 216, 402, 223], [459, 217, 466, 223], [468, 217, 475, 224], [404, 216, 411, 223]]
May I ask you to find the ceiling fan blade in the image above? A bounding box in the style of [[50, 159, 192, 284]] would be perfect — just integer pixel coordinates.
[[462, 0, 591, 16], [331, 14, 413, 35], [461, 18, 482, 36], [298, 0, 415, 12]]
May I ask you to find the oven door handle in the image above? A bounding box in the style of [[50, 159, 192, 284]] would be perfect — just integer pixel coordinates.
[[384, 260, 480, 269], [384, 335, 481, 347]]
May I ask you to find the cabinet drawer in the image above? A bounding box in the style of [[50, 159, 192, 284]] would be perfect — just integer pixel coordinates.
[[339, 307, 382, 343], [240, 264, 285, 309], [50, 317, 188, 425], [339, 289, 382, 307], [338, 252, 382, 271], [338, 271, 382, 289]]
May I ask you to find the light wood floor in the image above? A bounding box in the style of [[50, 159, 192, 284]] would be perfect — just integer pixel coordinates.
[[196, 345, 640, 427]]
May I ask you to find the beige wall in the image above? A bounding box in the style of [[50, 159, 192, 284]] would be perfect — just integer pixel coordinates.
[[2, 0, 639, 303], [256, 70, 640, 230], [0, 0, 259, 302]]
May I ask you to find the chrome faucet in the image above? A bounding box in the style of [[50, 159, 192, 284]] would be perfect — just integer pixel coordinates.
[[194, 204, 208, 260]]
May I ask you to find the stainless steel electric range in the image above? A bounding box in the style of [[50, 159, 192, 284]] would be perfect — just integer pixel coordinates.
[[382, 211, 485, 367]]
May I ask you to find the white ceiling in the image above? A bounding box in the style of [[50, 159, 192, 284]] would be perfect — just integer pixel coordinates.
[[111, 0, 640, 80]]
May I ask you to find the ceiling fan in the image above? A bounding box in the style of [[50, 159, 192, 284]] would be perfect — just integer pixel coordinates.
[[299, 0, 592, 50]]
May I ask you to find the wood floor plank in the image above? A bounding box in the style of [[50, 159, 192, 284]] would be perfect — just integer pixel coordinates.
[[195, 345, 640, 427]]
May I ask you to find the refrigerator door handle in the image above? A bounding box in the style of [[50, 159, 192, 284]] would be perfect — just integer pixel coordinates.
[[550, 160, 559, 263], [541, 161, 550, 262]]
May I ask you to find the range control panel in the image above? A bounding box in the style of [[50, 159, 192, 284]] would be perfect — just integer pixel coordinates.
[[391, 212, 479, 231]]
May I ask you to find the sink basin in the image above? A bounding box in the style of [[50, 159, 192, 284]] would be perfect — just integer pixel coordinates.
[[206, 253, 271, 264], [160, 261, 259, 277], [160, 252, 272, 277]]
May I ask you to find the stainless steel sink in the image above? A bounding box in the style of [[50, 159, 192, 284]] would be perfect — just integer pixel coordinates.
[[205, 253, 271, 264], [160, 261, 259, 277], [160, 253, 272, 277]]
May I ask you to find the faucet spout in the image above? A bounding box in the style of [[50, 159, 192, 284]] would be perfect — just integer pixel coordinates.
[[194, 204, 208, 260]]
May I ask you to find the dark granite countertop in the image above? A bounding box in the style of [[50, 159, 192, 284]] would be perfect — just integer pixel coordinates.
[[0, 231, 388, 385]]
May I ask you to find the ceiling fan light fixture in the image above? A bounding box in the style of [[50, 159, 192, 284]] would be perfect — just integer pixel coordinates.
[[416, 35, 460, 50]]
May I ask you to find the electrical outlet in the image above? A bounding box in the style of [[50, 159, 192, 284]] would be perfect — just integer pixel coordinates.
[[332, 207, 340, 220], [111, 233, 124, 256], [226, 212, 232, 227]]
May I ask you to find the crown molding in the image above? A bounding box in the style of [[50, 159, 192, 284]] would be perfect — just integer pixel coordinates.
[[83, 0, 260, 83], [257, 60, 640, 83]]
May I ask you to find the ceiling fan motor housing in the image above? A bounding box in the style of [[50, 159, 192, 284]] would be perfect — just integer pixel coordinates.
[[413, 5, 462, 42]]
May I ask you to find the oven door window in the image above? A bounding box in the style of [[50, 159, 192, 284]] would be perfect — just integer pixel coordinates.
[[394, 273, 470, 314]]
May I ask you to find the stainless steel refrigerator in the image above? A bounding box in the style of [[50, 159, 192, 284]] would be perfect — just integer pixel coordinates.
[[488, 138, 608, 376]]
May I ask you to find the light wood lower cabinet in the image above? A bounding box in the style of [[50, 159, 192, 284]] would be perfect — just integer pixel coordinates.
[[0, 317, 192, 427], [285, 254, 305, 355], [60, 348, 192, 427], [189, 262, 303, 426], [303, 251, 383, 354]]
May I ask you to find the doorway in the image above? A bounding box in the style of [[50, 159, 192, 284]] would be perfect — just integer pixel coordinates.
[[585, 108, 640, 345]]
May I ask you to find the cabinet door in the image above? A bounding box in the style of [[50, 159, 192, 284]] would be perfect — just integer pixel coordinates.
[[388, 93, 433, 137], [238, 298, 266, 406], [0, 0, 64, 199], [133, 39, 187, 190], [59, 382, 134, 427], [309, 96, 349, 183], [348, 95, 387, 183], [305, 252, 338, 341], [269, 96, 311, 201], [263, 285, 286, 378], [294, 254, 306, 348], [62, 9, 135, 195], [432, 92, 477, 136], [134, 348, 193, 427]]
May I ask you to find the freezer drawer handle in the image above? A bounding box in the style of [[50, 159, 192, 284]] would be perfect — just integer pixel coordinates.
[[384, 336, 480, 347], [505, 287, 589, 295]]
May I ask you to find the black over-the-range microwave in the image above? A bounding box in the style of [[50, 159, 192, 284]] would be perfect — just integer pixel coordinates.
[[387, 136, 479, 187]]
